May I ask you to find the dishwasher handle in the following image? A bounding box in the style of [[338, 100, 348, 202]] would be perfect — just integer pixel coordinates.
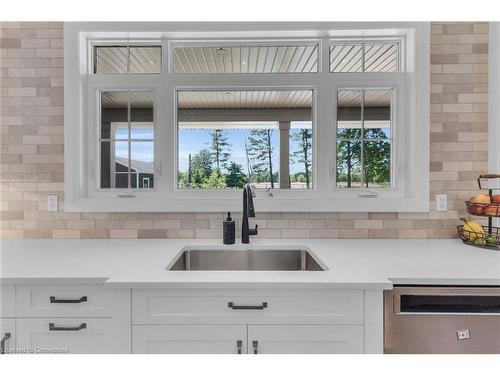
[[394, 293, 500, 314]]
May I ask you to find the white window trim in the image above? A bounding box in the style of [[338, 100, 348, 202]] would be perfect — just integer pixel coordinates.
[[489, 22, 500, 227], [64, 22, 430, 212]]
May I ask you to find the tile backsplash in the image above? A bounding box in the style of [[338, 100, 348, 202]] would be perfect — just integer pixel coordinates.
[[0, 22, 489, 239]]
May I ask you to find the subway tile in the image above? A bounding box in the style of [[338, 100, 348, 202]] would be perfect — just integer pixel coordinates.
[[110, 229, 138, 239]]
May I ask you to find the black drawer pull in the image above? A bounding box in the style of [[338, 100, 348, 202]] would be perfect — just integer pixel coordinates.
[[228, 302, 268, 310], [49, 323, 87, 331], [236, 340, 242, 354], [1, 333, 11, 354], [50, 296, 87, 304]]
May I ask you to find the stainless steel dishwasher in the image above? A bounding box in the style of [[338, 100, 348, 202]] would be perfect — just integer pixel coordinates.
[[384, 286, 500, 354]]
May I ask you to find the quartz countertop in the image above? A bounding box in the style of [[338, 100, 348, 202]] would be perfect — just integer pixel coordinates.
[[1, 239, 499, 289]]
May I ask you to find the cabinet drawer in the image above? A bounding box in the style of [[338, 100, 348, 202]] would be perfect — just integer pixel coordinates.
[[1, 318, 16, 354], [1, 285, 16, 318], [16, 285, 130, 318], [133, 325, 246, 354], [248, 325, 364, 354], [133, 289, 363, 325], [16, 318, 130, 354]]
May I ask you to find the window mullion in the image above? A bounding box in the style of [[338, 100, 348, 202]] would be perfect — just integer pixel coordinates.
[[127, 91, 131, 190], [360, 89, 365, 188]]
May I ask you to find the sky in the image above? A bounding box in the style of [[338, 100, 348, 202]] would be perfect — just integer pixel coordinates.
[[111, 122, 313, 175]]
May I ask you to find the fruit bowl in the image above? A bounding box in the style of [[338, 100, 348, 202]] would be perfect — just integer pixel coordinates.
[[457, 225, 500, 249], [465, 201, 500, 217]]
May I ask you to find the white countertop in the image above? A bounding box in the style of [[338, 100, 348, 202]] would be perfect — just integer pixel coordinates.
[[1, 239, 499, 289]]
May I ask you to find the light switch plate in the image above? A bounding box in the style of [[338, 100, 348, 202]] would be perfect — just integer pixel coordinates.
[[47, 194, 58, 212], [436, 194, 447, 212]]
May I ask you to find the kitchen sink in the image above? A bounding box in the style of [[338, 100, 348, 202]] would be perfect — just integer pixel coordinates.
[[167, 246, 326, 271]]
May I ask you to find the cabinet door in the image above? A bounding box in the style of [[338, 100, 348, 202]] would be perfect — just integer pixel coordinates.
[[16, 318, 130, 354], [133, 325, 247, 354], [1, 285, 15, 317], [1, 319, 16, 354], [248, 325, 364, 354]]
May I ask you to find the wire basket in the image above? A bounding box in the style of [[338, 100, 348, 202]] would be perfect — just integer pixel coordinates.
[[457, 224, 500, 249], [465, 201, 500, 217]]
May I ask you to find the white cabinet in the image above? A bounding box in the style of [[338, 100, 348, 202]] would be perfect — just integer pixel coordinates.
[[1, 319, 16, 354], [16, 318, 130, 354], [13, 284, 131, 354], [133, 289, 363, 325], [248, 325, 364, 354], [133, 325, 246, 354], [1, 285, 15, 317], [132, 324, 364, 354], [131, 288, 371, 354], [16, 284, 129, 318]]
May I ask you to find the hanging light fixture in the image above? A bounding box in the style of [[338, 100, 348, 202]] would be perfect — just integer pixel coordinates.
[[216, 48, 227, 56]]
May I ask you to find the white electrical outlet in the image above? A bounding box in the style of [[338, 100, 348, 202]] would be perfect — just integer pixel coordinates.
[[47, 194, 58, 212], [436, 194, 447, 212]]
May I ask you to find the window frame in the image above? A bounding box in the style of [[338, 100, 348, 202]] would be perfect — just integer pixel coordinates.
[[64, 22, 430, 212]]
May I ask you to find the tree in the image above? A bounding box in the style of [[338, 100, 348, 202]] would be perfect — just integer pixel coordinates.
[[290, 128, 312, 188], [190, 149, 213, 187], [208, 129, 231, 173], [336, 128, 390, 188], [201, 170, 226, 189], [225, 162, 248, 188], [248, 129, 275, 188], [336, 129, 361, 188], [243, 141, 254, 181], [362, 129, 390, 187]]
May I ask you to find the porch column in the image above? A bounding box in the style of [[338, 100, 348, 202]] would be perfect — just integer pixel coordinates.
[[279, 121, 291, 189]]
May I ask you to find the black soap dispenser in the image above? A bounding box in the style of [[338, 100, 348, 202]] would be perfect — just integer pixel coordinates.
[[223, 212, 235, 245]]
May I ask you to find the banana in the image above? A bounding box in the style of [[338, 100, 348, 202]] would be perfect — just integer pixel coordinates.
[[460, 218, 484, 240]]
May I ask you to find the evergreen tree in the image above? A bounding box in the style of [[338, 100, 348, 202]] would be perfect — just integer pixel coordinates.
[[209, 129, 231, 173], [190, 149, 213, 187], [225, 162, 248, 188], [290, 128, 312, 188], [248, 129, 275, 188]]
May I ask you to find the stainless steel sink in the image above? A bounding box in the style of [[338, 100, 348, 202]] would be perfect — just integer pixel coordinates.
[[168, 247, 325, 271]]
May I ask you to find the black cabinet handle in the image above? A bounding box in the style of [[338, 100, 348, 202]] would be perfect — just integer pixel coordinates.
[[1, 333, 11, 354], [252, 340, 258, 354], [50, 296, 87, 303], [236, 340, 242, 354], [49, 323, 87, 331], [228, 302, 268, 310]]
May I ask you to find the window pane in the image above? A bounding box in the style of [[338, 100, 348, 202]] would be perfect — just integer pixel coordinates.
[[337, 90, 362, 139], [99, 90, 155, 189], [129, 47, 161, 73], [94, 45, 161, 74], [177, 89, 313, 189], [130, 91, 154, 140], [364, 43, 398, 72], [172, 44, 318, 74], [95, 46, 128, 74], [131, 141, 154, 189], [330, 42, 399, 72], [100, 91, 129, 139], [336, 88, 393, 189], [114, 141, 130, 189], [364, 89, 392, 139], [289, 122, 313, 189], [363, 140, 391, 187], [336, 140, 361, 188], [100, 140, 129, 189], [329, 44, 362, 72]]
